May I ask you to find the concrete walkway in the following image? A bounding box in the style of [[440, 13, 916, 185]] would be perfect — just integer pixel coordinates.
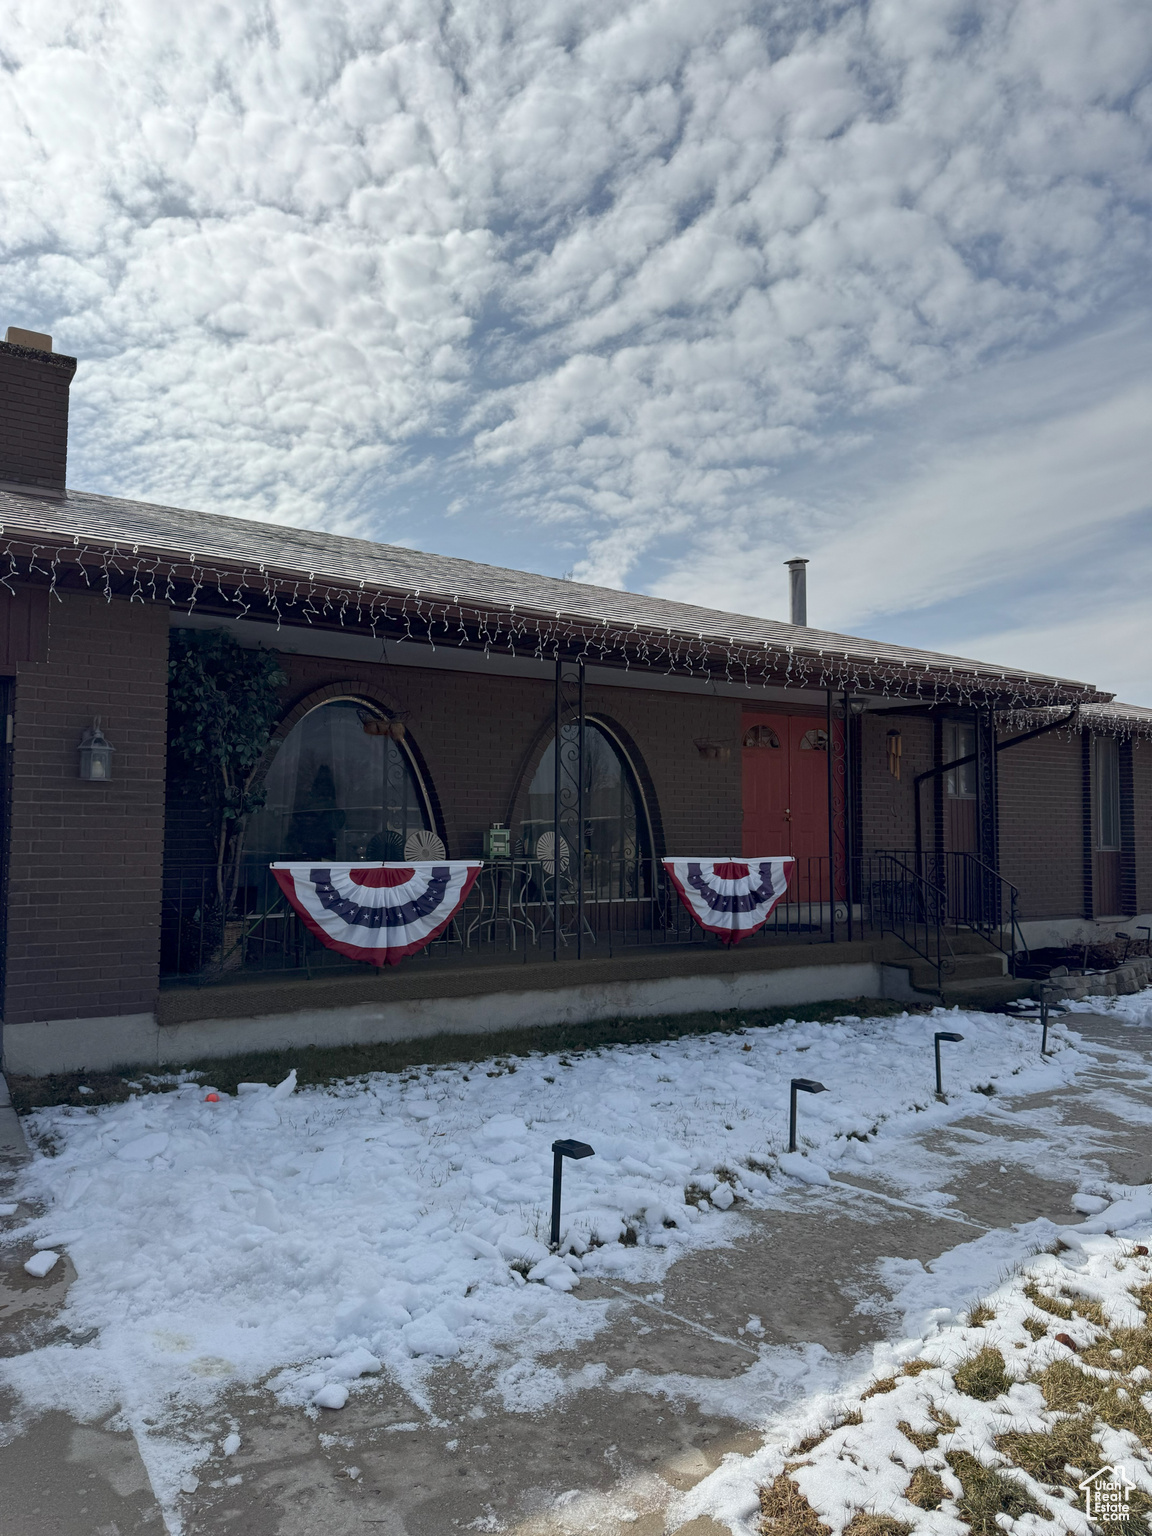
[[1, 1014, 1149, 1536]]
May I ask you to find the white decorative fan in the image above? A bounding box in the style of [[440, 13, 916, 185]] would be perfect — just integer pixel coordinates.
[[534, 831, 570, 874], [404, 830, 447, 860]]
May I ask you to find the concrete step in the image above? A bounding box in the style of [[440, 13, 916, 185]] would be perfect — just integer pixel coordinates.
[[905, 952, 1008, 991], [940, 975, 1038, 1009]]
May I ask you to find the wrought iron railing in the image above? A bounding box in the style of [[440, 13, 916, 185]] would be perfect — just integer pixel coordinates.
[[880, 850, 1026, 976], [856, 852, 949, 988], [159, 855, 840, 984]]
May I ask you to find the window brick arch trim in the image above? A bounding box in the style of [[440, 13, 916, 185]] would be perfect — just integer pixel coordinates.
[[255, 679, 449, 854]]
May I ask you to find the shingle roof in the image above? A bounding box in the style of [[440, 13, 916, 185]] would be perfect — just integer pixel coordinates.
[[0, 483, 1109, 706]]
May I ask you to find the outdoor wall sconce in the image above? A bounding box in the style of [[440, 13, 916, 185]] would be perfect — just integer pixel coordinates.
[[550, 1138, 594, 1248], [78, 720, 115, 781], [788, 1078, 827, 1154], [694, 739, 731, 761], [887, 730, 902, 780], [934, 1031, 964, 1095]]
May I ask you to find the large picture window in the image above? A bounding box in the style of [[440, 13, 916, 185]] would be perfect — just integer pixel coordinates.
[[245, 699, 432, 864], [521, 722, 651, 896]]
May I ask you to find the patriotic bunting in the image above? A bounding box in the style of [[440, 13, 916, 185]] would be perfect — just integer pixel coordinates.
[[271, 862, 481, 965], [661, 857, 794, 945]]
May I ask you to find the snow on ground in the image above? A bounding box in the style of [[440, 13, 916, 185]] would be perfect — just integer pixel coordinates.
[[0, 1004, 1100, 1521], [679, 1204, 1152, 1535]]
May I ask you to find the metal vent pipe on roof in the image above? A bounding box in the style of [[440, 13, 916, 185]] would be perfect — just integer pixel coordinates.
[[785, 558, 808, 627]]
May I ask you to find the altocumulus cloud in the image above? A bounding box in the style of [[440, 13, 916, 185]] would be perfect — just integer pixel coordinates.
[[1, 0, 1150, 687]]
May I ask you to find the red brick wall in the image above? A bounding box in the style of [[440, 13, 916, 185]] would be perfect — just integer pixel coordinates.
[[0, 342, 76, 494], [257, 653, 745, 858], [4, 591, 169, 1023], [1134, 743, 1152, 915], [858, 712, 934, 853], [995, 729, 1084, 920]]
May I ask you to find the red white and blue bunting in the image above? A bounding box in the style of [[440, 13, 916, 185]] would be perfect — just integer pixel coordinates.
[[662, 858, 794, 945], [271, 862, 481, 965]]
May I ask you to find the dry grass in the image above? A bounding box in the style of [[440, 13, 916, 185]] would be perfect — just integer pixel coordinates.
[[996, 1411, 1101, 1488], [1023, 1280, 1073, 1321], [897, 1403, 958, 1453], [897, 1420, 937, 1453], [903, 1468, 945, 1511], [759, 1474, 831, 1536], [860, 1376, 898, 1400], [793, 1412, 863, 1455], [842, 1515, 911, 1536], [945, 1450, 1045, 1534], [953, 1347, 1012, 1401], [1032, 1354, 1152, 1445], [766, 1266, 1152, 1536], [899, 1358, 934, 1377], [1036, 1356, 1106, 1412]]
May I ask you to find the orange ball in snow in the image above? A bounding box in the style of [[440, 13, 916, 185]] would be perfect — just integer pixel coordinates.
[[204, 1093, 220, 1102]]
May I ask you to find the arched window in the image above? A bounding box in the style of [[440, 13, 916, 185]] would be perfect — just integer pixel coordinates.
[[743, 724, 781, 748], [244, 699, 433, 865], [521, 722, 651, 896]]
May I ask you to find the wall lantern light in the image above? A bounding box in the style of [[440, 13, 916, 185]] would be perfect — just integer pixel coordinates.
[[550, 1138, 594, 1249], [788, 1077, 827, 1154], [78, 720, 115, 781], [934, 1031, 964, 1096]]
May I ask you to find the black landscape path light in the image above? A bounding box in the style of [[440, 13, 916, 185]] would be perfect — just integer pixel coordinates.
[[788, 1078, 827, 1154], [934, 1032, 964, 1097], [1012, 998, 1053, 1055], [550, 1138, 594, 1249]]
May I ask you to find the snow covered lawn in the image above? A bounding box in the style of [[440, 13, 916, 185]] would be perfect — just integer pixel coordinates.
[[0, 1003, 1103, 1521], [686, 1209, 1152, 1535]]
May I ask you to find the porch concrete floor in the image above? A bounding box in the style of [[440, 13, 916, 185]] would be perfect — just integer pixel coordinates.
[[1, 1011, 1148, 1536]]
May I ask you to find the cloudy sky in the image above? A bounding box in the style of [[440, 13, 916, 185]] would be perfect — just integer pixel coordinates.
[[3, 0, 1150, 699]]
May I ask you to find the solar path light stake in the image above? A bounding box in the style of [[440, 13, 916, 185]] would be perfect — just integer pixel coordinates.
[[1012, 998, 1053, 1056], [934, 1032, 964, 1097], [550, 1138, 594, 1249], [788, 1078, 827, 1154]]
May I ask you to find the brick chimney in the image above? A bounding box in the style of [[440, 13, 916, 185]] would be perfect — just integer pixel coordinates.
[[0, 326, 78, 498]]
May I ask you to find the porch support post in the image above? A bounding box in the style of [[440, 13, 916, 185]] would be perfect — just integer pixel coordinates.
[[553, 657, 561, 960], [826, 689, 835, 944], [975, 706, 999, 927], [553, 656, 585, 960], [843, 688, 854, 942], [975, 707, 999, 872]]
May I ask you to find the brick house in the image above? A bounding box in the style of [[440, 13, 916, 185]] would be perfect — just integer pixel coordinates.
[[1, 329, 1148, 1075]]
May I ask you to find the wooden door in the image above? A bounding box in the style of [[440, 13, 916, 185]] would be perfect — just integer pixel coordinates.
[[741, 717, 790, 855], [787, 718, 829, 867], [741, 713, 829, 901]]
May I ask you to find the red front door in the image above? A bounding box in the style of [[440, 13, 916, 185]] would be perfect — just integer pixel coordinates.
[[742, 714, 829, 895]]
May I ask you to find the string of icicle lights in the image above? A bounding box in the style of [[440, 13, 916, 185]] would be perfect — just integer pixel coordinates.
[[0, 531, 1113, 716]]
